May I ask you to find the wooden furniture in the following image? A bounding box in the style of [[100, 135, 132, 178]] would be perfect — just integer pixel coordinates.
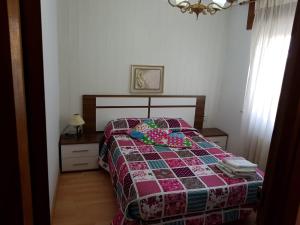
[[83, 95, 206, 133], [59, 133, 103, 172], [200, 128, 228, 150]]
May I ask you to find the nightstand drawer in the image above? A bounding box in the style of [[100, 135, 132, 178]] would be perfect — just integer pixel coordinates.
[[206, 136, 227, 149], [62, 157, 98, 172], [61, 144, 99, 158]]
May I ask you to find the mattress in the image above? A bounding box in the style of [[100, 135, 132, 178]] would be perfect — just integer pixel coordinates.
[[99, 118, 264, 224]]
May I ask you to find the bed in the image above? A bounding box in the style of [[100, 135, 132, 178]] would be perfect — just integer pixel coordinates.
[[82, 95, 264, 225]]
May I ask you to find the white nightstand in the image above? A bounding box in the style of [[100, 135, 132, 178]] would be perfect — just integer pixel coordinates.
[[59, 133, 104, 172], [199, 128, 228, 150]]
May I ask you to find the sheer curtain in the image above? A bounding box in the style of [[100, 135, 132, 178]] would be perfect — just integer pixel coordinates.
[[241, 0, 297, 169]]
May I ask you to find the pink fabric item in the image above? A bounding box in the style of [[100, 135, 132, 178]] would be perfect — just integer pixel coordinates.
[[206, 148, 225, 155], [111, 207, 253, 225], [129, 162, 149, 170], [159, 152, 179, 159], [200, 175, 226, 187], [136, 181, 161, 197], [158, 179, 184, 192], [165, 159, 186, 168], [183, 157, 203, 166]]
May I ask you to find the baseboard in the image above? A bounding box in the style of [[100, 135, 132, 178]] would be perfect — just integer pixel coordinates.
[[50, 172, 60, 224]]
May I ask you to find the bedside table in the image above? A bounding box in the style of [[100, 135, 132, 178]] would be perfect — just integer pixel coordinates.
[[199, 128, 228, 150], [59, 132, 104, 172]]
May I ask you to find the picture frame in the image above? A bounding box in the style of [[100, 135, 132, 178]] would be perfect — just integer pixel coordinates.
[[130, 65, 164, 93]]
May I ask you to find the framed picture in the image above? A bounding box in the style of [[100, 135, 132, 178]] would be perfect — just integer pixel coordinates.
[[130, 65, 164, 93]]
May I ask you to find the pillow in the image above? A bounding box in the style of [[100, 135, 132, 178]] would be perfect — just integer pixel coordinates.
[[103, 118, 197, 142], [153, 118, 196, 132], [133, 119, 159, 132], [104, 118, 149, 140]]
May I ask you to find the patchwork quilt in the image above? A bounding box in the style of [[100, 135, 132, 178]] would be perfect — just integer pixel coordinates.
[[100, 118, 196, 170], [112, 206, 254, 225], [99, 118, 264, 225]]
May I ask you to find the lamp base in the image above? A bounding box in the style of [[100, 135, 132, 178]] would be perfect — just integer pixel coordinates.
[[76, 126, 83, 139]]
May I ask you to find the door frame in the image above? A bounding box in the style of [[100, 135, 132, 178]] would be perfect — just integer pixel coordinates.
[[2, 0, 300, 224], [19, 0, 51, 223], [1, 0, 32, 224], [2, 0, 51, 224]]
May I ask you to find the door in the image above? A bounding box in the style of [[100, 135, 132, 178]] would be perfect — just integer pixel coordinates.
[[1, 0, 50, 225]]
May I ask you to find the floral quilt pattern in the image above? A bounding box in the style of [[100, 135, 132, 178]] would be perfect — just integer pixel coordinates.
[[112, 206, 254, 225], [99, 118, 264, 224]]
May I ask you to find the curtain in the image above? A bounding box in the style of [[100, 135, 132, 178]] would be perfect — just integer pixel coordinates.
[[241, 0, 297, 169]]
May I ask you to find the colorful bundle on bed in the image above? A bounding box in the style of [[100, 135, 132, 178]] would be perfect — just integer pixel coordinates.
[[128, 120, 193, 148]]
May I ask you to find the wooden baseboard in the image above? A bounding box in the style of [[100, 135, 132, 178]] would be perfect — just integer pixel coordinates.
[[51, 173, 60, 224]]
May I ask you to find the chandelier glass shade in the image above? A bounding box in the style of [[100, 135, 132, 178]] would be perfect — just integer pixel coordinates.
[[168, 0, 253, 18]]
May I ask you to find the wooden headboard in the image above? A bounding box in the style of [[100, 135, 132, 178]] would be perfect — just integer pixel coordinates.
[[82, 95, 206, 133]]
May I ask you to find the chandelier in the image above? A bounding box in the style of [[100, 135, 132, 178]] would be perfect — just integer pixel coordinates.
[[168, 0, 253, 18]]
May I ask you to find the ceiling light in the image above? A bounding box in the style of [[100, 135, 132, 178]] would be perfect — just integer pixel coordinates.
[[168, 0, 255, 18]]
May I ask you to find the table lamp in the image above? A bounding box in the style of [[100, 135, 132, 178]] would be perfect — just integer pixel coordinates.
[[69, 114, 85, 138]]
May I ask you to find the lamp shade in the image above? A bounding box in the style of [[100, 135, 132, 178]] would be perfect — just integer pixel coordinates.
[[176, 0, 189, 6], [69, 114, 85, 126], [212, 0, 227, 7]]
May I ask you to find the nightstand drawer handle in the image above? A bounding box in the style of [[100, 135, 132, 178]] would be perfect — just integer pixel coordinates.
[[72, 150, 89, 153], [73, 163, 89, 166]]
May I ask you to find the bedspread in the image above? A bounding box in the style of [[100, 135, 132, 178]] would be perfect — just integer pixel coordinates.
[[99, 118, 264, 222], [112, 205, 254, 225]]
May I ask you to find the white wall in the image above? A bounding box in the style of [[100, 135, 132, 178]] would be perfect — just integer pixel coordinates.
[[57, 0, 252, 156], [58, 0, 230, 129], [213, 5, 251, 155], [40, 0, 60, 211]]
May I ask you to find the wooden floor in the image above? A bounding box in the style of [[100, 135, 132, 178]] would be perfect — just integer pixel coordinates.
[[52, 171, 256, 225], [52, 170, 118, 225]]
